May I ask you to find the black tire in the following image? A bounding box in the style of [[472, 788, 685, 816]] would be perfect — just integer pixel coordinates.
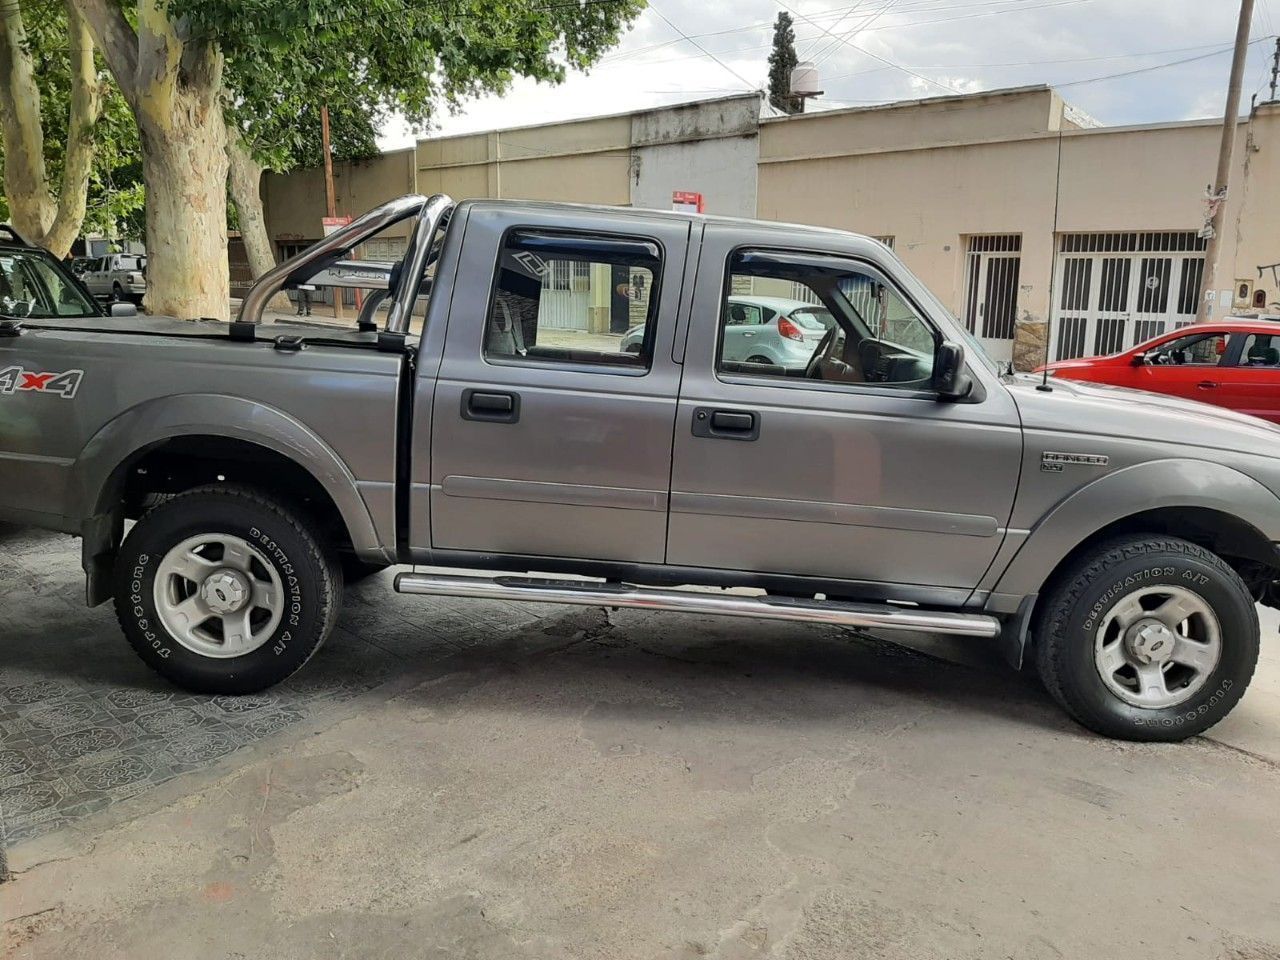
[[746, 355, 772, 365], [112, 281, 124, 300], [114, 485, 342, 695], [1034, 536, 1258, 742]]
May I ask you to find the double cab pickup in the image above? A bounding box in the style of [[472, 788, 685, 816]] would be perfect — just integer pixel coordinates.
[[3, 194, 1280, 742]]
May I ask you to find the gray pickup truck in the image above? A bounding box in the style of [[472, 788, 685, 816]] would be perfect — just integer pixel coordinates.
[[3, 194, 1279, 742]]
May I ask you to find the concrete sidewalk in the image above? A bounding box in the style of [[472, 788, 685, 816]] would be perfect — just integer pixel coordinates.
[[2, 529, 1279, 959]]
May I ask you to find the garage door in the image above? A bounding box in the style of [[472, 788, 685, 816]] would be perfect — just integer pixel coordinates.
[[1050, 231, 1206, 361]]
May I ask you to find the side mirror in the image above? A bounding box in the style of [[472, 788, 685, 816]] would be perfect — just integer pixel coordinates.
[[109, 301, 138, 317], [935, 341, 973, 401], [1130, 352, 1148, 367]]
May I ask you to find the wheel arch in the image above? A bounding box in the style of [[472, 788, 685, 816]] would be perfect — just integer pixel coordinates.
[[989, 459, 1280, 614], [75, 395, 387, 603]]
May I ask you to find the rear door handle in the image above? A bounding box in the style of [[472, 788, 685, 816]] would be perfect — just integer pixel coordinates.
[[1197, 380, 1219, 390], [462, 389, 520, 423], [692, 407, 759, 441]]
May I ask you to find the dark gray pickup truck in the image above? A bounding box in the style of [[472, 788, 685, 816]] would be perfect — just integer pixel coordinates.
[[4, 194, 1280, 742]]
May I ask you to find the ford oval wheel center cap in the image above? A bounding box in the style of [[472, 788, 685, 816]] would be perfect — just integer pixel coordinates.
[[1125, 619, 1177, 666], [201, 570, 252, 615]]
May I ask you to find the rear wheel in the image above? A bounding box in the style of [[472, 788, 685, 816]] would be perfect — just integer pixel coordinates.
[[114, 485, 342, 694], [1034, 536, 1258, 741], [746, 355, 772, 365]]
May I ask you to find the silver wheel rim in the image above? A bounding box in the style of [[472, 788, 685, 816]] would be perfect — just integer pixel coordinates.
[[153, 534, 284, 659], [1093, 584, 1222, 709]]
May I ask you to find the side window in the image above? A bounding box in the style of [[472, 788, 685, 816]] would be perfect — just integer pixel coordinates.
[[726, 301, 764, 326], [1238, 334, 1280, 367], [718, 250, 937, 388], [484, 230, 661, 369], [1146, 331, 1229, 366]]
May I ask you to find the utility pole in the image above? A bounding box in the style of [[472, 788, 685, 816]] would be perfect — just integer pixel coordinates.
[[319, 104, 349, 319], [320, 104, 336, 219], [1197, 0, 1255, 323], [1270, 36, 1279, 102]]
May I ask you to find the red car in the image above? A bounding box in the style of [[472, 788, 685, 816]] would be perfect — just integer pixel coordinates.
[[1038, 320, 1280, 423]]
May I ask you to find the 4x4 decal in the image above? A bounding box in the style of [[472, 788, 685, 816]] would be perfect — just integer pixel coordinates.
[[0, 365, 84, 398]]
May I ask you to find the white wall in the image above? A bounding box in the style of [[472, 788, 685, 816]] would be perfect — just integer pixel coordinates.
[[630, 96, 760, 218]]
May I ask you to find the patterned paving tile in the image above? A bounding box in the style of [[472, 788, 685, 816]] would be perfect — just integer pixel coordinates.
[[0, 526, 545, 847]]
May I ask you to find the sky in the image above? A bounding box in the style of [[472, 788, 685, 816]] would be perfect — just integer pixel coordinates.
[[377, 0, 1280, 149]]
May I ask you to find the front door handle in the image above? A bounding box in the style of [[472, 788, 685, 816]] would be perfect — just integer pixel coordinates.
[[692, 407, 759, 441], [462, 388, 521, 423], [1197, 380, 1219, 390]]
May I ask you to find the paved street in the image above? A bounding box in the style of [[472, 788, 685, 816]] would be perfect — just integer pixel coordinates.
[[3, 524, 1280, 959]]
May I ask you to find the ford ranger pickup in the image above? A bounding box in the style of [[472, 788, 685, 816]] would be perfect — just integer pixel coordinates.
[[3, 194, 1279, 742]]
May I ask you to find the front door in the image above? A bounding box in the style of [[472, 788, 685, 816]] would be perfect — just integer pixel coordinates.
[[669, 224, 1023, 596], [1132, 328, 1231, 407], [426, 205, 691, 564], [961, 235, 1022, 366]]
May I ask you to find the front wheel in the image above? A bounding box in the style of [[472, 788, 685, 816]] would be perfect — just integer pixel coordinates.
[[1034, 536, 1258, 741], [114, 485, 342, 694]]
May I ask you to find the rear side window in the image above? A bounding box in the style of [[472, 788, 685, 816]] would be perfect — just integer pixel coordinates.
[[1238, 334, 1280, 367], [484, 230, 661, 369]]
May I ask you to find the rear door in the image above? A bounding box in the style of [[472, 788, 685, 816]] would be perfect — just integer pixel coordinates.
[[668, 223, 1022, 598], [426, 204, 691, 564], [1216, 332, 1280, 422]]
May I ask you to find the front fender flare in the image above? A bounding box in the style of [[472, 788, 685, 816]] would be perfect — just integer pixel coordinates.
[[988, 458, 1280, 607], [75, 393, 385, 558]]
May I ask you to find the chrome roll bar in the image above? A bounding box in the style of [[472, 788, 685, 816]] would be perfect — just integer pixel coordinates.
[[236, 194, 444, 325]]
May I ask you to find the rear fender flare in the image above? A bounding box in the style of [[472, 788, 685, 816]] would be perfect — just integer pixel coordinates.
[[75, 394, 383, 557]]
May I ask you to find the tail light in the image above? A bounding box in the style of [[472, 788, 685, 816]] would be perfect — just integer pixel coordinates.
[[777, 316, 804, 341]]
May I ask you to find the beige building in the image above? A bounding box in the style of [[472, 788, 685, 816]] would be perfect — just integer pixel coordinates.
[[263, 85, 1280, 368], [757, 85, 1280, 368]]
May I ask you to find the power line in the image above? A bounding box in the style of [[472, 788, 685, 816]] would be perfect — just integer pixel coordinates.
[[815, 33, 1279, 106], [647, 3, 759, 91], [811, 0, 903, 67], [774, 0, 964, 95], [603, 0, 1091, 65], [1052, 35, 1275, 89], [800, 0, 872, 61]]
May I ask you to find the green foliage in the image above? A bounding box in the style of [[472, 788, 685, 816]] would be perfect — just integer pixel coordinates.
[[0, 1, 145, 242], [175, 0, 648, 172], [767, 11, 803, 116]]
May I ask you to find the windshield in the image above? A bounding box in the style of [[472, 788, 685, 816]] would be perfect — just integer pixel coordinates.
[[0, 250, 98, 319]]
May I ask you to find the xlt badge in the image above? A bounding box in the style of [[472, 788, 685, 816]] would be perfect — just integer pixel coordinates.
[[1041, 451, 1110, 473]]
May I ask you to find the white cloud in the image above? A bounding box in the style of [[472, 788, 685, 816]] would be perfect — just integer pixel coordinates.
[[379, 0, 1280, 148]]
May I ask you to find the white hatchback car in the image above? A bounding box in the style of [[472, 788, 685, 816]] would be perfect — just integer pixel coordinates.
[[622, 295, 833, 369]]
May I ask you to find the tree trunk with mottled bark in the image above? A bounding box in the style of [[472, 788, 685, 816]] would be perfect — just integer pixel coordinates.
[[75, 0, 229, 319], [227, 135, 291, 313], [0, 1, 101, 257]]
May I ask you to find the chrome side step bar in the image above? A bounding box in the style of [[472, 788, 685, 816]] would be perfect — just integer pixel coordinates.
[[394, 573, 1001, 638]]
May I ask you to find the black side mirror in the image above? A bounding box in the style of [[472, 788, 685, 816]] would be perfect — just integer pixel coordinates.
[[935, 341, 973, 401], [1130, 352, 1148, 367], [109, 301, 138, 318]]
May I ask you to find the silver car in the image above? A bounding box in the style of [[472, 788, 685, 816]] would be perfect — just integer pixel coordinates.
[[622, 295, 833, 369], [81, 253, 147, 303]]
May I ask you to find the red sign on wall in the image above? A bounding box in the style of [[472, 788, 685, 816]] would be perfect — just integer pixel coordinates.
[[672, 191, 704, 214]]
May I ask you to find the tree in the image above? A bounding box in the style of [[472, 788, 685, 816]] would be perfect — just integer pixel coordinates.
[[767, 12, 803, 116], [0, 1, 102, 257], [227, 102, 380, 287], [73, 0, 647, 320]]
